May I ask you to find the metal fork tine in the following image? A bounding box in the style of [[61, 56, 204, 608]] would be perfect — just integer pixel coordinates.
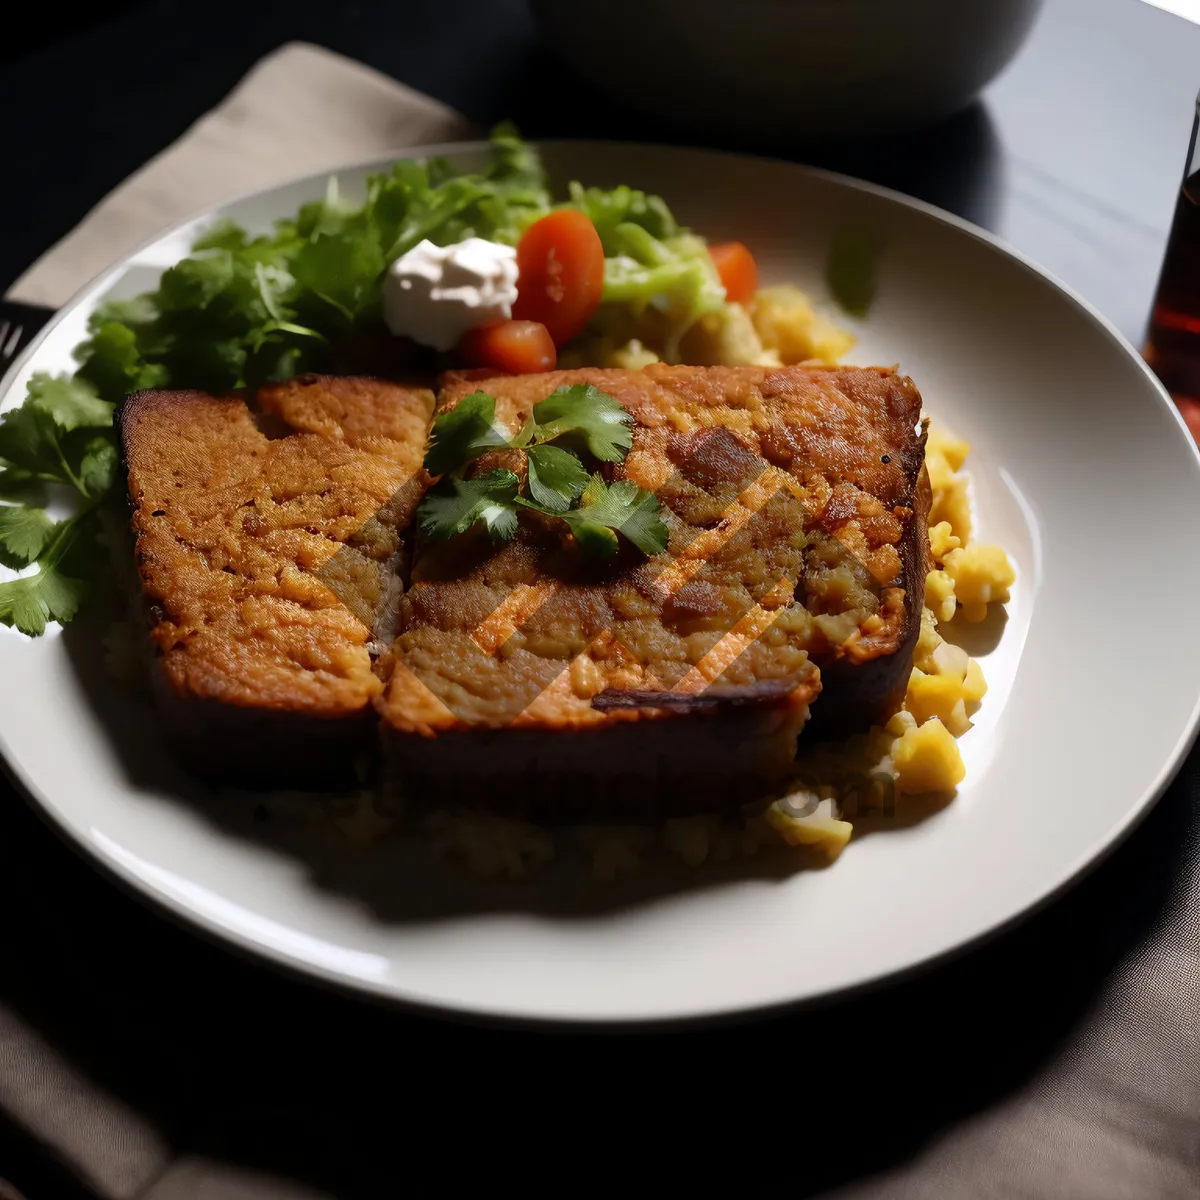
[[0, 301, 56, 368]]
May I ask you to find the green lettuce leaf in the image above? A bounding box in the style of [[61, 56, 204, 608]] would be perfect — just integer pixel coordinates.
[[566, 182, 679, 253]]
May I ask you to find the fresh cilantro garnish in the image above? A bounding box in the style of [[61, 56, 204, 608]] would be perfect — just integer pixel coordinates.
[[0, 505, 55, 568], [49, 125, 552, 408], [75, 434, 120, 500], [4, 129, 711, 633], [525, 444, 589, 512], [418, 469, 521, 542], [559, 475, 668, 558], [417, 384, 666, 558], [0, 373, 118, 636], [529, 385, 634, 463], [0, 127, 551, 637], [0, 510, 101, 637], [25, 374, 114, 431], [75, 320, 168, 399], [0, 375, 116, 499], [423, 392, 510, 475]]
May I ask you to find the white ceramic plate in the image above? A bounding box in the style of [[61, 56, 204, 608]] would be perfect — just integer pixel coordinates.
[[3, 142, 1200, 1025]]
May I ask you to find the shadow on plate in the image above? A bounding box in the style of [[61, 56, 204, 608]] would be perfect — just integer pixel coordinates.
[[62, 616, 947, 926], [942, 603, 1009, 656], [850, 787, 957, 844]]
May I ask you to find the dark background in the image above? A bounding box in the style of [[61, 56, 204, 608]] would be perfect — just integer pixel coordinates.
[[4, 2, 1200, 1197], [6, 0, 1199, 344]]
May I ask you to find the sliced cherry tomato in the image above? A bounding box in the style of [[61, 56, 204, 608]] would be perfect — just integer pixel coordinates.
[[458, 320, 557, 374], [512, 210, 605, 345], [708, 241, 758, 304]]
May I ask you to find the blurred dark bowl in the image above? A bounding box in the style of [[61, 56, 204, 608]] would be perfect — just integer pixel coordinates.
[[529, 0, 1044, 141]]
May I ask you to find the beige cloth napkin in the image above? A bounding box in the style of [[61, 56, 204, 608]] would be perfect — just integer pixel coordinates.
[[6, 42, 474, 310], [0, 43, 468, 1200]]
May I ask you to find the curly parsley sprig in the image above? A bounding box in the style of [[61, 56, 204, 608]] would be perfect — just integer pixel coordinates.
[[417, 385, 667, 558]]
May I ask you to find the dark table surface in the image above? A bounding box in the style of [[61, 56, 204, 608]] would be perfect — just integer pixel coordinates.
[[4, 2, 1200, 1197]]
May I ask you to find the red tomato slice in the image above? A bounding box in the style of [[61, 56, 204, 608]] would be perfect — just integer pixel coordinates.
[[708, 241, 758, 304], [458, 320, 557, 374], [512, 210, 605, 345]]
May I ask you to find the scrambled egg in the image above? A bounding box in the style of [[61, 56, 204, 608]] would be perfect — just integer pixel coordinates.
[[749, 285, 857, 366]]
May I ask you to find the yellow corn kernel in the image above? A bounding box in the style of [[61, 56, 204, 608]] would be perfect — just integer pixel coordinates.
[[913, 607, 943, 672], [930, 641, 970, 681], [942, 545, 1015, 621], [928, 520, 962, 562], [925, 448, 955, 493], [905, 669, 970, 735], [929, 478, 973, 546], [962, 658, 988, 705], [945, 700, 971, 736], [926, 425, 971, 472], [764, 799, 853, 857], [905, 670, 972, 735], [925, 569, 957, 622], [893, 718, 966, 794]]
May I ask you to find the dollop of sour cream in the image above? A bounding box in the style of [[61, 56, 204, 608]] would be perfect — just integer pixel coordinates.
[[381, 238, 519, 352]]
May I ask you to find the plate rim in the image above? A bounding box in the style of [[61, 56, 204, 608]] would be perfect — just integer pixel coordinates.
[[3, 137, 1199, 1027]]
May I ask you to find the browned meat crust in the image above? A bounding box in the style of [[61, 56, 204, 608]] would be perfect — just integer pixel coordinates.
[[123, 364, 927, 809], [119, 376, 433, 785], [377, 364, 928, 819]]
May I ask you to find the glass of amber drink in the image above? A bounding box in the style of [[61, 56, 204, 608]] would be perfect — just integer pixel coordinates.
[[1145, 91, 1200, 438]]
